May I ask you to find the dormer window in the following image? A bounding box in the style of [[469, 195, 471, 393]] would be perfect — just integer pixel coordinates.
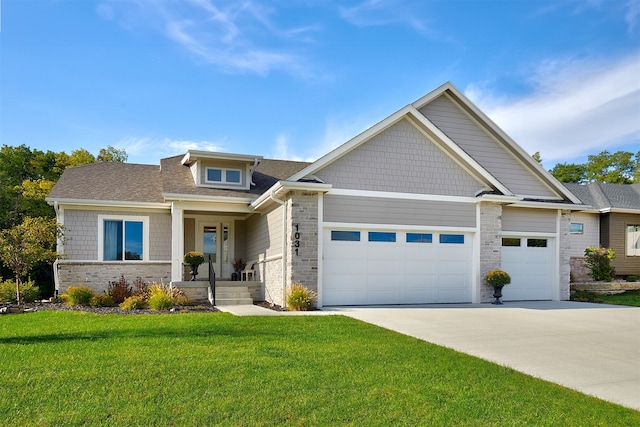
[[207, 167, 242, 184]]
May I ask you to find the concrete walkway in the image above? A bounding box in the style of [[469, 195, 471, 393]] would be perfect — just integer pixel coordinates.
[[325, 301, 640, 411]]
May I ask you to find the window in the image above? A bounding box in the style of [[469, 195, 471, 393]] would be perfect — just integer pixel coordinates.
[[440, 234, 464, 244], [368, 232, 396, 242], [527, 239, 547, 248], [331, 231, 361, 241], [570, 223, 584, 234], [206, 167, 242, 184], [406, 233, 432, 243], [103, 220, 144, 261], [627, 225, 640, 256], [502, 238, 521, 247]]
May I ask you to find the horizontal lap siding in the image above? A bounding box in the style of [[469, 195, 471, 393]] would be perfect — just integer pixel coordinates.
[[419, 95, 558, 199], [245, 205, 283, 261], [569, 212, 600, 257], [315, 119, 485, 197], [607, 213, 640, 275], [324, 194, 476, 228], [502, 207, 556, 233]]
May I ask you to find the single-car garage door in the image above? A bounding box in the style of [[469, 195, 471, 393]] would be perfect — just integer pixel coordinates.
[[322, 228, 473, 306], [501, 236, 554, 301]]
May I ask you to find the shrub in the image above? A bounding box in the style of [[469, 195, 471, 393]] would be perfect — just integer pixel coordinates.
[[120, 295, 148, 310], [584, 247, 615, 281], [107, 276, 133, 303], [0, 279, 39, 304], [90, 294, 116, 308], [148, 283, 174, 310], [287, 283, 317, 311], [132, 277, 149, 297], [626, 275, 638, 283], [571, 290, 603, 303], [64, 286, 94, 306], [486, 269, 511, 286]]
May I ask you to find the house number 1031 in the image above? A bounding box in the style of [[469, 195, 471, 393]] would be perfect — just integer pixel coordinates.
[[294, 224, 301, 256]]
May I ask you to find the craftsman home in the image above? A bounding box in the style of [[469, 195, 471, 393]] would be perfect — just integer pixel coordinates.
[[47, 82, 585, 307], [563, 183, 640, 280]]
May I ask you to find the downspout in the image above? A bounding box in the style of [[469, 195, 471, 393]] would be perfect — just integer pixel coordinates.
[[53, 201, 61, 296], [270, 189, 287, 306]]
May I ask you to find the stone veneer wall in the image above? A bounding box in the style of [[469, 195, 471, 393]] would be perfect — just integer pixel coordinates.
[[479, 202, 502, 302], [558, 210, 572, 300], [570, 257, 591, 282], [57, 262, 171, 294], [285, 191, 320, 303], [259, 257, 283, 306]]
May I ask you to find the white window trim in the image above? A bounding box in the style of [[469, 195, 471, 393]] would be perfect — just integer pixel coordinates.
[[205, 167, 243, 185], [627, 225, 640, 257], [98, 214, 150, 262]]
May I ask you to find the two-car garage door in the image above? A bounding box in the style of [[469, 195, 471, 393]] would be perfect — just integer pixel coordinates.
[[323, 228, 473, 306]]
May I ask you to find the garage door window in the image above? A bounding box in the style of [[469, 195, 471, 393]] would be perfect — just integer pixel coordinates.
[[527, 239, 547, 248], [368, 232, 396, 242], [502, 238, 521, 247], [440, 234, 464, 244], [406, 233, 433, 243], [331, 231, 361, 241]]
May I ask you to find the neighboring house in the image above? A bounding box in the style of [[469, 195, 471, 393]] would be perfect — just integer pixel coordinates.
[[563, 183, 640, 280], [47, 82, 585, 307]]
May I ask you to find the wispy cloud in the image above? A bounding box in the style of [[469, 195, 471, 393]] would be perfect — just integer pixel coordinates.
[[626, 0, 640, 33], [98, 0, 318, 76], [114, 136, 224, 164], [338, 0, 426, 31], [466, 53, 640, 165]]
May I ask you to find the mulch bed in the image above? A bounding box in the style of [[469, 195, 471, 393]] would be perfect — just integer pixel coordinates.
[[1, 301, 219, 315]]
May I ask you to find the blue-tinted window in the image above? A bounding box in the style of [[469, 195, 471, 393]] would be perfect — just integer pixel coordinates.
[[226, 170, 241, 183], [104, 220, 143, 261], [331, 231, 361, 241], [368, 232, 396, 242], [207, 168, 222, 182], [406, 233, 433, 243], [570, 223, 583, 234], [439, 234, 464, 244]]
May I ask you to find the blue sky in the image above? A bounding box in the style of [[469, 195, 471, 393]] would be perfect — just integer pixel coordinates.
[[1, 0, 638, 170]]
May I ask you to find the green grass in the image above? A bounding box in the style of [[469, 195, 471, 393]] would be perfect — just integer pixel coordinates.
[[1, 312, 638, 426], [600, 289, 640, 307]]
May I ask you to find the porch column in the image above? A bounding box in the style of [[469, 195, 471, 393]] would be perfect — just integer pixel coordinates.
[[171, 203, 184, 283]]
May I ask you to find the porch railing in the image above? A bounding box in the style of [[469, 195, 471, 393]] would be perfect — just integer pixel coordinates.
[[208, 255, 216, 306]]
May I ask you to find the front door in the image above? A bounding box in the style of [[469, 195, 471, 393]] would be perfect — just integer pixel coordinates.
[[200, 223, 230, 279]]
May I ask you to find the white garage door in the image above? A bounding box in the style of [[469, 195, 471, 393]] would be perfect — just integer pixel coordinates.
[[322, 229, 473, 306], [501, 237, 554, 301]]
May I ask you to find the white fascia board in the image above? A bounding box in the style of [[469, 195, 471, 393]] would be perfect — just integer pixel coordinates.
[[403, 107, 513, 195], [251, 181, 332, 210], [434, 86, 582, 204], [323, 221, 476, 233], [508, 200, 591, 210], [45, 197, 171, 210], [162, 192, 254, 204], [411, 81, 457, 109], [479, 194, 524, 204], [600, 207, 640, 214], [328, 188, 479, 204], [181, 150, 263, 166], [288, 106, 414, 182]]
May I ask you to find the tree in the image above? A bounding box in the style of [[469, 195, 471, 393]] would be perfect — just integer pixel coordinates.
[[0, 217, 61, 304], [98, 145, 127, 163], [550, 162, 587, 183], [531, 151, 542, 163], [585, 151, 637, 184]]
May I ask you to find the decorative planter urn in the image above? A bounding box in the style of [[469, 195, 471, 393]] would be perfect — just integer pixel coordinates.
[[190, 264, 199, 281], [492, 285, 504, 305]]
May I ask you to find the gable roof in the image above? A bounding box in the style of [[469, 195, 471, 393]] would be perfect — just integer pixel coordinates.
[[288, 81, 582, 205], [564, 183, 640, 212]]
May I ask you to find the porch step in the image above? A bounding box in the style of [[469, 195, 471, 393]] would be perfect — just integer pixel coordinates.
[[211, 286, 254, 305]]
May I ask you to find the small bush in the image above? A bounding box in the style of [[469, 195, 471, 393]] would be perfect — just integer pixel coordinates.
[[147, 283, 174, 310], [486, 269, 511, 286], [571, 290, 603, 303], [64, 286, 94, 306], [626, 275, 639, 283], [287, 283, 317, 311], [132, 277, 149, 298], [107, 276, 133, 303], [0, 279, 39, 304], [120, 295, 148, 311], [90, 294, 116, 308], [584, 247, 615, 281]]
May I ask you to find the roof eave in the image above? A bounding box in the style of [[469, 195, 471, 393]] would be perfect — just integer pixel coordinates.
[[46, 197, 171, 210]]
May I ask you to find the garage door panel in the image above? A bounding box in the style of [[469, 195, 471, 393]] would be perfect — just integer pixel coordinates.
[[323, 229, 472, 305], [502, 239, 554, 301]]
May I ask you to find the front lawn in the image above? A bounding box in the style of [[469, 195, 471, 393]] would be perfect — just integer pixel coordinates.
[[572, 289, 640, 307], [1, 312, 637, 426]]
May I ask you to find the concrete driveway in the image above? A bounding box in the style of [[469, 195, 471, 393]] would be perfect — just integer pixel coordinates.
[[326, 301, 640, 411]]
